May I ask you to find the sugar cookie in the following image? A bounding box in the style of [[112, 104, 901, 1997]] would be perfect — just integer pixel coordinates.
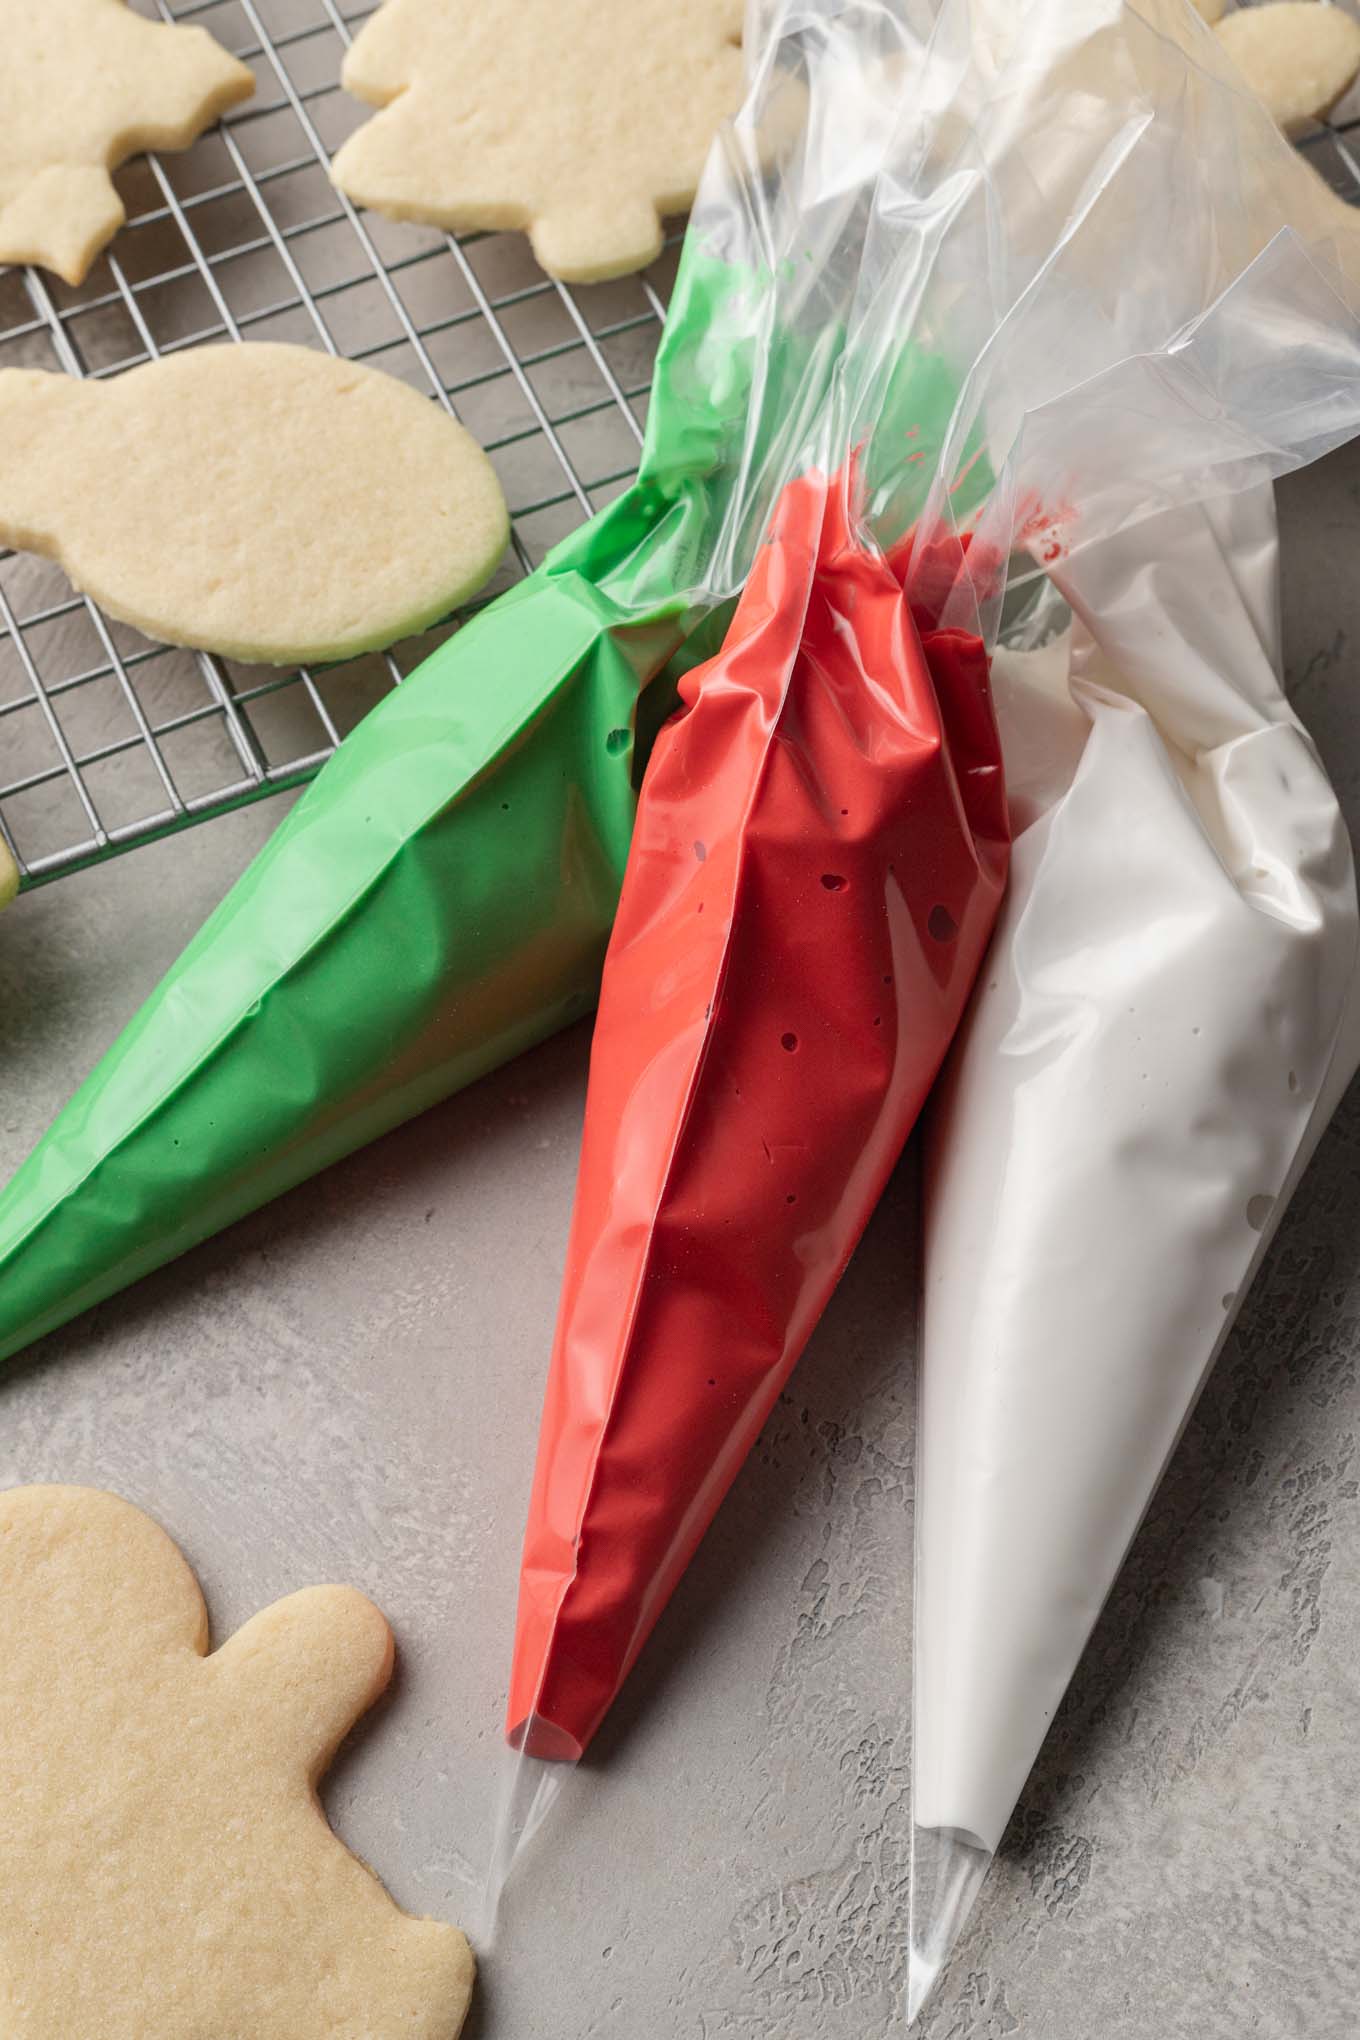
[[331, 0, 747, 281], [0, 344, 509, 665], [1216, 1, 1360, 136], [0, 0, 255, 286], [0, 1485, 474, 2038]]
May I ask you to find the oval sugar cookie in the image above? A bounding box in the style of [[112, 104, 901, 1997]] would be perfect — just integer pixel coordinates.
[[1216, 1, 1360, 136], [0, 345, 509, 665], [331, 0, 747, 282]]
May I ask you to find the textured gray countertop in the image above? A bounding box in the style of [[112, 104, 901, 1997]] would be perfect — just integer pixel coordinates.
[[2, 446, 1359, 2039]]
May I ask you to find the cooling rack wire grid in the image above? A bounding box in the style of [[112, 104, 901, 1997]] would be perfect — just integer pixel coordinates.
[[0, 0, 674, 887], [0, 0, 1356, 888]]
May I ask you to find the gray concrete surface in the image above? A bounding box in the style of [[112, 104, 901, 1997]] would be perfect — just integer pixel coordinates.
[[2, 0, 1360, 2021], [1, 450, 1359, 2039]]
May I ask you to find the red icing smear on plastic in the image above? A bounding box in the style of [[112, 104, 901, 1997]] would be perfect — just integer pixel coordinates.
[[507, 463, 1010, 1759], [1012, 490, 1075, 566]]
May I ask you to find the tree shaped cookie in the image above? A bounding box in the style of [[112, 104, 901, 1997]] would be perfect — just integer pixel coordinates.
[[330, 0, 747, 281], [0, 344, 509, 664], [0, 0, 255, 287], [0, 1486, 474, 2038]]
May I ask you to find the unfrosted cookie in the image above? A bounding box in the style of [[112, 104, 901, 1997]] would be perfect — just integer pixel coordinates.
[[1216, 1, 1360, 135], [0, 1485, 474, 2038], [0, 344, 509, 665], [0, 0, 255, 286], [1192, 0, 1228, 23], [331, 0, 747, 281]]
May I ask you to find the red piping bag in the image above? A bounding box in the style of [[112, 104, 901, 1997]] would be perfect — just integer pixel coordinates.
[[508, 462, 1008, 1758]]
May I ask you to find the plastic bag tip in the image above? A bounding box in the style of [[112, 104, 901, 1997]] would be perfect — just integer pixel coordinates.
[[474, 1738, 573, 1942], [505, 1710, 584, 1763], [906, 1824, 993, 2028], [905, 1952, 939, 2029]]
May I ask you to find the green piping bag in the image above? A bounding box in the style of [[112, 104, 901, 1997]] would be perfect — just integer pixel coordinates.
[[0, 241, 741, 1361]]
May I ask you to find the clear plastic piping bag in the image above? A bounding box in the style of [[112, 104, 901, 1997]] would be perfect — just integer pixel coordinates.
[[900, 0, 1360, 2011], [505, 460, 1009, 1769], [910, 481, 1360, 2019]]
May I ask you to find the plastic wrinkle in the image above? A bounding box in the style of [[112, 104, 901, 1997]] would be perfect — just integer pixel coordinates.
[[508, 462, 1007, 1757]]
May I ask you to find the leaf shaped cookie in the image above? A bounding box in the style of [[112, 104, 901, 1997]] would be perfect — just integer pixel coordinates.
[[0, 344, 510, 665], [0, 1485, 474, 2039], [0, 0, 255, 286], [330, 0, 747, 281]]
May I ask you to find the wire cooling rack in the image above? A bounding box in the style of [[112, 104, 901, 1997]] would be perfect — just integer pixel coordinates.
[[0, 0, 676, 888], [1, 8, 1357, 891]]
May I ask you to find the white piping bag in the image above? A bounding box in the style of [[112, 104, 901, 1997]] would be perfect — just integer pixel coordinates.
[[895, 0, 1360, 2017], [910, 485, 1360, 2016]]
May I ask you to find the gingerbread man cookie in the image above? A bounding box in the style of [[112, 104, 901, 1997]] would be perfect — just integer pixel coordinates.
[[0, 1486, 474, 2038], [331, 0, 748, 281], [0, 0, 254, 287]]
